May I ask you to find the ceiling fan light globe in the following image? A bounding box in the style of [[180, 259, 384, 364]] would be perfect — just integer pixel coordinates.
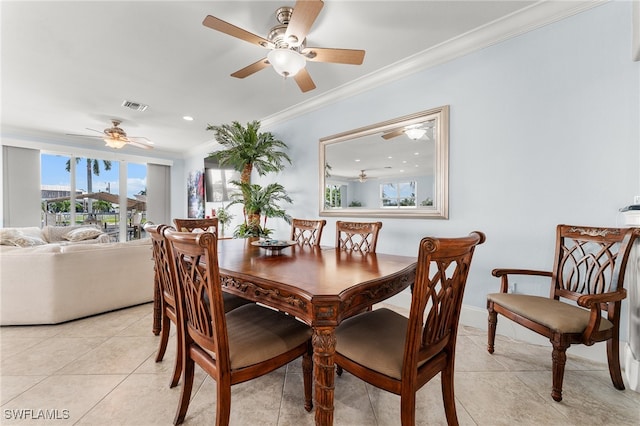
[[104, 137, 127, 149], [405, 128, 427, 140], [267, 48, 305, 77]]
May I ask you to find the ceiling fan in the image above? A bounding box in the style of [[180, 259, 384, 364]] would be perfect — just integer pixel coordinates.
[[381, 122, 435, 141], [202, 0, 365, 92], [67, 120, 154, 150]]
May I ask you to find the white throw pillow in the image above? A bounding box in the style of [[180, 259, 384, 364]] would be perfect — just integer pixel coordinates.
[[12, 235, 47, 247], [0, 228, 47, 247], [64, 227, 104, 242], [0, 228, 20, 245]]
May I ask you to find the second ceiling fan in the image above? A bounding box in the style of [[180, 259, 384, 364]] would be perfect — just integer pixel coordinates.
[[202, 0, 365, 92]]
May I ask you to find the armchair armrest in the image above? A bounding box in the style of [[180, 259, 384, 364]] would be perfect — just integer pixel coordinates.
[[578, 289, 627, 345], [577, 289, 627, 308], [491, 268, 552, 293]]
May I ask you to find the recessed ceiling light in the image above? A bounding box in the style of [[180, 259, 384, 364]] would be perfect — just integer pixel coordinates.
[[183, 116, 194, 121], [355, 159, 361, 162]]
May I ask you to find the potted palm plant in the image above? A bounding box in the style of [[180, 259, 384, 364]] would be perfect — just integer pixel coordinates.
[[215, 205, 234, 237], [207, 120, 293, 238], [228, 182, 292, 238]]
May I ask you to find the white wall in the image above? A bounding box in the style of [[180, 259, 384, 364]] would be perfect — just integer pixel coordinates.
[[202, 1, 638, 358]]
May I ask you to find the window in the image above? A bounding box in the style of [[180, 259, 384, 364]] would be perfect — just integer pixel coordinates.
[[41, 153, 147, 240], [325, 184, 343, 208], [381, 182, 417, 208]]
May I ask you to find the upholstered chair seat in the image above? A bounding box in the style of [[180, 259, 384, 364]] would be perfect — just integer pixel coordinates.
[[337, 308, 415, 380], [487, 293, 614, 334], [211, 304, 312, 370]]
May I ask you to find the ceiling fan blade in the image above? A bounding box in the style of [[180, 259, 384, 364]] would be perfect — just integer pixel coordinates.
[[231, 58, 271, 79], [303, 47, 365, 65], [294, 68, 316, 92], [285, 0, 324, 47], [86, 128, 105, 134], [127, 140, 154, 150], [128, 136, 154, 144], [203, 15, 273, 49], [381, 129, 405, 140], [66, 133, 104, 139]]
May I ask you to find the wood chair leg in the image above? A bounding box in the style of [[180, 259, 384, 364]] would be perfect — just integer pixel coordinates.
[[487, 309, 497, 354], [303, 345, 314, 412], [607, 337, 625, 390], [156, 315, 170, 362], [153, 282, 162, 335], [216, 378, 232, 426], [169, 314, 184, 388], [441, 363, 459, 426], [173, 355, 194, 425], [551, 341, 570, 402], [399, 389, 417, 426]]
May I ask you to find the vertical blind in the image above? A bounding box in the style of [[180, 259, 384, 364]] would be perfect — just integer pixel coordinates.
[[2, 146, 41, 227], [146, 163, 171, 225]]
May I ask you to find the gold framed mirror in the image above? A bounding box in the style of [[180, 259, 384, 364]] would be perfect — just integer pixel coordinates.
[[319, 105, 449, 219]]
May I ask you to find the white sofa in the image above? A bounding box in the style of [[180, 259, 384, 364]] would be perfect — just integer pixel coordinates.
[[0, 231, 155, 325]]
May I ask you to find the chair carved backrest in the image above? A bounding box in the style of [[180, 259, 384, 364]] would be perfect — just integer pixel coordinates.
[[407, 232, 486, 376], [165, 230, 228, 363], [290, 219, 327, 246], [550, 225, 637, 341], [336, 221, 383, 253], [173, 217, 219, 233], [146, 224, 177, 307]]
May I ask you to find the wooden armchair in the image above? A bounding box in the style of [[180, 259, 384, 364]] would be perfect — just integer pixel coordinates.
[[335, 220, 382, 253], [487, 224, 639, 402], [290, 218, 327, 246], [335, 232, 486, 426], [165, 229, 313, 425], [173, 217, 218, 233]]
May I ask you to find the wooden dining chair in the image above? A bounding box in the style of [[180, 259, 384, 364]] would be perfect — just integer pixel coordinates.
[[290, 218, 327, 246], [334, 231, 486, 426], [335, 220, 382, 253], [173, 217, 218, 233], [487, 224, 639, 402], [146, 223, 183, 388], [146, 224, 251, 389], [165, 229, 314, 425]]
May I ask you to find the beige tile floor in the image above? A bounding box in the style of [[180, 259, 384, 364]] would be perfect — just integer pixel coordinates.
[[1, 302, 639, 425]]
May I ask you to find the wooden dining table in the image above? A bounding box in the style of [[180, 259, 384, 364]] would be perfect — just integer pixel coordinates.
[[214, 238, 417, 426]]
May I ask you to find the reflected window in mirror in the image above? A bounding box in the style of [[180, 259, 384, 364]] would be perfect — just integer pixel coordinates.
[[319, 106, 449, 219], [204, 157, 241, 203]]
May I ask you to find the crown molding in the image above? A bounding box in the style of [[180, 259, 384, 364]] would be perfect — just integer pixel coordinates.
[[260, 0, 604, 129]]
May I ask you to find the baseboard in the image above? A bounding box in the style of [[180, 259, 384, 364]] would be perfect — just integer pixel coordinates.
[[625, 344, 640, 391]]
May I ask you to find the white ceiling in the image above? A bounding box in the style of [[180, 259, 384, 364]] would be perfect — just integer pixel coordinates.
[[1, 1, 599, 155]]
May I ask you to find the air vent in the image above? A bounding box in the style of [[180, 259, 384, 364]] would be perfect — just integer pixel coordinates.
[[121, 100, 148, 112]]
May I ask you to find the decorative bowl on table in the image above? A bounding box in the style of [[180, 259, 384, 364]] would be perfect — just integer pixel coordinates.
[[251, 239, 297, 251]]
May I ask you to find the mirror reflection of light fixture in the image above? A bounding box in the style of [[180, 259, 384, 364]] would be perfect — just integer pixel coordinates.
[[404, 128, 427, 140], [104, 137, 127, 149], [267, 48, 306, 77]]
